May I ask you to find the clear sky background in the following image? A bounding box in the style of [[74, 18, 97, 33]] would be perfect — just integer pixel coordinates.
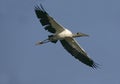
[[0, 0, 120, 84]]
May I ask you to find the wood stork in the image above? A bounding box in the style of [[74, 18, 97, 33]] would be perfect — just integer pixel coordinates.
[[34, 4, 98, 68]]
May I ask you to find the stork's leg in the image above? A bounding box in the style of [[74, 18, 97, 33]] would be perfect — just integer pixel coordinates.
[[35, 39, 50, 45]]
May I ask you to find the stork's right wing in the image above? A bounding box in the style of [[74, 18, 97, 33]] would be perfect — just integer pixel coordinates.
[[34, 4, 65, 34], [60, 38, 98, 68]]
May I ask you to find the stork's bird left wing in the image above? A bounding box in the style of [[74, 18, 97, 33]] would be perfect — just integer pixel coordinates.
[[60, 38, 98, 68], [34, 4, 65, 33]]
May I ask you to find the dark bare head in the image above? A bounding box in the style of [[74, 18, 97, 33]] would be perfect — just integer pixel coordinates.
[[72, 32, 89, 38]]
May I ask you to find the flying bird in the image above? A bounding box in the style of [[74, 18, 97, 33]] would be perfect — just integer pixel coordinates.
[[34, 4, 98, 68]]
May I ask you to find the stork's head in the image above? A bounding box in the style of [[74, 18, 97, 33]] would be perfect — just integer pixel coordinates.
[[73, 32, 89, 38]]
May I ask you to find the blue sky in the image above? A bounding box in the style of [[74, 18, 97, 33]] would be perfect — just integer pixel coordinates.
[[0, 0, 120, 84]]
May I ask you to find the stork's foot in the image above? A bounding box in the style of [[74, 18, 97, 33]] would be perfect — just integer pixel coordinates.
[[35, 41, 44, 45], [35, 39, 50, 46]]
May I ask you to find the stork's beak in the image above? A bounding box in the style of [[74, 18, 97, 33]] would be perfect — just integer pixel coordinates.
[[80, 33, 89, 37], [75, 32, 89, 37]]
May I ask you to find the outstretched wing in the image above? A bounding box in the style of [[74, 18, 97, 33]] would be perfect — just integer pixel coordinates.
[[34, 4, 65, 33], [60, 38, 98, 68]]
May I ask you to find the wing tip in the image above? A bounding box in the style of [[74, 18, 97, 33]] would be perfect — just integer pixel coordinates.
[[34, 4, 46, 13], [34, 5, 40, 10], [91, 62, 100, 69]]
